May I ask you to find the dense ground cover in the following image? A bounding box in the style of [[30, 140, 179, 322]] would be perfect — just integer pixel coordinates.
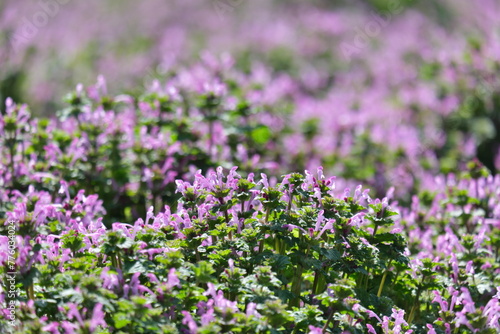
[[1, 0, 500, 333]]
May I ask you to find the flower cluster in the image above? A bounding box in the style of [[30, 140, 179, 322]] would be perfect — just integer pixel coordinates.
[[0, 75, 283, 226], [1, 1, 500, 331], [1, 159, 498, 332]]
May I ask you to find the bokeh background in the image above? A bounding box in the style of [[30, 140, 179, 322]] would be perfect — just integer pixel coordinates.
[[1, 0, 496, 112]]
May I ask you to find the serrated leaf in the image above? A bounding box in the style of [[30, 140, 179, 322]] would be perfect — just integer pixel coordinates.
[[124, 260, 147, 274]]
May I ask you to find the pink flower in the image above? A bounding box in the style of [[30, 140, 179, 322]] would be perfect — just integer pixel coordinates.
[[89, 303, 106, 331], [42, 322, 61, 334], [166, 268, 180, 289], [426, 324, 437, 334], [367, 324, 377, 334], [308, 325, 323, 334], [182, 311, 198, 333]]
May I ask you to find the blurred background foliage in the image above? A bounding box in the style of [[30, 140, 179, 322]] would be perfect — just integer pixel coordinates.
[[0, 0, 481, 114]]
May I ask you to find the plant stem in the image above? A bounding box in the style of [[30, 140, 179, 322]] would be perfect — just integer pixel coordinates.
[[25, 283, 35, 300], [290, 264, 304, 308], [322, 307, 335, 333], [311, 271, 320, 301], [219, 197, 232, 240], [117, 254, 123, 271], [408, 276, 424, 324], [287, 193, 293, 213], [264, 207, 270, 224], [258, 208, 271, 253], [407, 288, 421, 325], [377, 260, 392, 297], [377, 271, 389, 297]]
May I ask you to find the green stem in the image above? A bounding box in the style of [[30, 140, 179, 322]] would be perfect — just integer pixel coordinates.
[[322, 308, 335, 333], [408, 276, 424, 324], [377, 260, 392, 297], [258, 240, 264, 253], [287, 193, 293, 213], [291, 243, 310, 307], [111, 253, 122, 270], [275, 238, 280, 254], [264, 207, 270, 224], [117, 254, 123, 271], [394, 268, 401, 283], [219, 197, 232, 240], [316, 271, 327, 295], [258, 208, 271, 253], [377, 271, 388, 297], [311, 271, 320, 301], [290, 264, 304, 308], [407, 288, 421, 325], [25, 283, 35, 300]]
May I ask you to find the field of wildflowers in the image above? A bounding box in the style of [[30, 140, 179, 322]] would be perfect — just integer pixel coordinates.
[[1, 0, 500, 333]]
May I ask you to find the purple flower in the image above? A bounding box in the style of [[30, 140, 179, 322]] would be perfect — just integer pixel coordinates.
[[66, 303, 83, 325], [182, 311, 198, 333], [89, 303, 106, 331], [308, 325, 323, 334], [60, 321, 78, 334], [42, 322, 61, 334], [100, 267, 120, 290], [426, 324, 437, 334], [200, 308, 215, 326], [246, 302, 260, 318], [167, 268, 180, 289]]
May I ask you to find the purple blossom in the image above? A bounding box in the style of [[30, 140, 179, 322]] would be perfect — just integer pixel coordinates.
[[308, 325, 323, 334], [167, 268, 180, 289], [182, 311, 198, 333]]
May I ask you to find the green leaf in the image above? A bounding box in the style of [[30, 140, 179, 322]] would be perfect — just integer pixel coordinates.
[[124, 261, 147, 274], [270, 254, 291, 271], [320, 248, 341, 262], [117, 237, 134, 249], [113, 312, 131, 329], [193, 261, 216, 284], [250, 125, 272, 145]]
